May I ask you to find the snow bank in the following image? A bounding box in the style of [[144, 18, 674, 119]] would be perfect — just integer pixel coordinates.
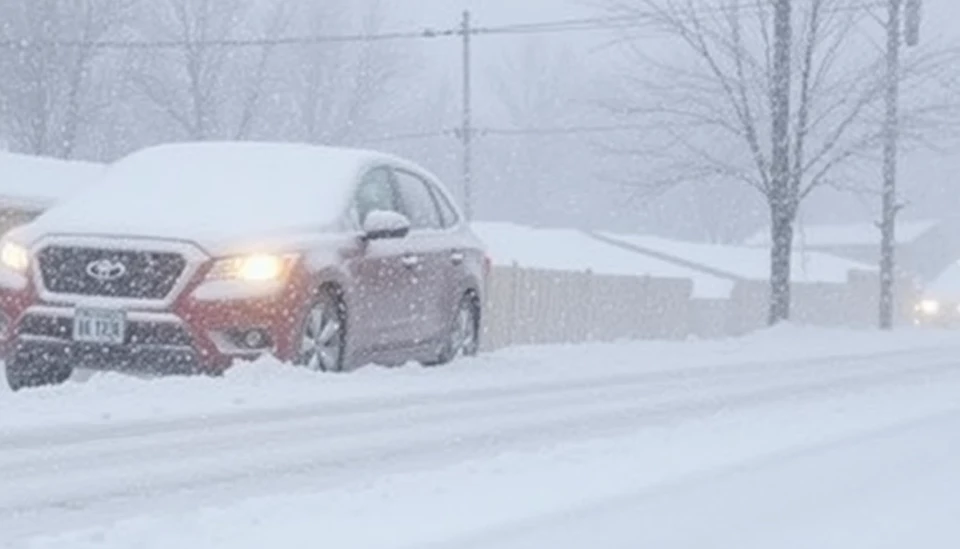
[[600, 232, 874, 283], [14, 327, 960, 549], [0, 152, 105, 210], [19, 142, 382, 248], [473, 222, 733, 299], [2, 325, 958, 435]]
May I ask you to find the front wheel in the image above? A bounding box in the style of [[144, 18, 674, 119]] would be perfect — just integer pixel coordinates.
[[5, 352, 73, 391], [431, 294, 480, 366], [292, 290, 347, 372]]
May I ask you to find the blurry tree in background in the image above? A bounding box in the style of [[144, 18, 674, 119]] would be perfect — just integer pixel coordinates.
[[126, 0, 289, 141], [0, 0, 410, 156], [487, 39, 590, 225], [601, 0, 959, 323], [273, 0, 403, 145], [0, 0, 132, 157]]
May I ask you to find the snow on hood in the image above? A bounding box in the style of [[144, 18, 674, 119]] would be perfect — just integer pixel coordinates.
[[12, 142, 378, 252]]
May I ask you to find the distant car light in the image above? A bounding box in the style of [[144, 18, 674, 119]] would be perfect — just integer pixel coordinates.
[[0, 242, 29, 273], [917, 299, 941, 315], [207, 253, 297, 283]]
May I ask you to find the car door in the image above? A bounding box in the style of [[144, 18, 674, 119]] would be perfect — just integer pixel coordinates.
[[347, 166, 418, 353], [393, 168, 451, 346]]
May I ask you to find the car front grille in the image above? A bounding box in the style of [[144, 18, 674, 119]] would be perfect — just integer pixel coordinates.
[[18, 314, 193, 347], [37, 246, 187, 300]]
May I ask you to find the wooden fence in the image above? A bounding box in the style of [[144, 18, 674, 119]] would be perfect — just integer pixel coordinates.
[[481, 264, 913, 350]]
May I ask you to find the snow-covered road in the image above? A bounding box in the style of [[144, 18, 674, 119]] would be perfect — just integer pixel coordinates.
[[4, 327, 960, 548]]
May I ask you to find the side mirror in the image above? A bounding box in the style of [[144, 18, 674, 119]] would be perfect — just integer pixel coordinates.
[[362, 210, 411, 241]]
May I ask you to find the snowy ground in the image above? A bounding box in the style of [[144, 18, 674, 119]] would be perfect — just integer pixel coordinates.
[[3, 326, 960, 548]]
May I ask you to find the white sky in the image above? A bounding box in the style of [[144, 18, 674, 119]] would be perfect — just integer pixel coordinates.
[[381, 1, 960, 234]]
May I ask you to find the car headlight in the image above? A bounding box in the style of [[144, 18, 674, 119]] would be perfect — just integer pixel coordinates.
[[206, 253, 298, 282], [917, 299, 941, 315], [0, 242, 29, 273]]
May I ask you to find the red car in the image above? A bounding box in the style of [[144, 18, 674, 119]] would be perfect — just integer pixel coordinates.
[[0, 143, 487, 390]]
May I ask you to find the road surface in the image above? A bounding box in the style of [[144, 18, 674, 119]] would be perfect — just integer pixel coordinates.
[[3, 329, 960, 548]]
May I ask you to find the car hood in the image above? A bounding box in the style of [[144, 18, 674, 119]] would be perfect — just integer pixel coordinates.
[[11, 142, 365, 254], [11, 211, 342, 258]]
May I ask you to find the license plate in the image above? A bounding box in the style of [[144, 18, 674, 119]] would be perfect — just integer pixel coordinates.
[[73, 308, 126, 345]]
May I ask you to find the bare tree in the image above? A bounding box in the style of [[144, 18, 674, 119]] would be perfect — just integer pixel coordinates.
[[266, 0, 404, 146], [126, 0, 288, 141], [487, 39, 585, 224], [0, 0, 131, 158], [601, 0, 955, 324]]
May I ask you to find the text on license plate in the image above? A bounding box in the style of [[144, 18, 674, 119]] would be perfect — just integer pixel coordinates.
[[73, 308, 126, 344]]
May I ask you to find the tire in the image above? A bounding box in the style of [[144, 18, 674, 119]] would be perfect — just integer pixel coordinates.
[[5, 353, 72, 392], [430, 293, 480, 366], [292, 288, 347, 372]]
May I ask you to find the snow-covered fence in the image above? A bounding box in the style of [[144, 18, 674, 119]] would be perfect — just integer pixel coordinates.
[[481, 265, 917, 349], [482, 264, 693, 350], [722, 272, 915, 335]]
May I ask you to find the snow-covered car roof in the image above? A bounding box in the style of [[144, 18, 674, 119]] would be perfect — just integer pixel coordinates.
[[12, 142, 408, 250]]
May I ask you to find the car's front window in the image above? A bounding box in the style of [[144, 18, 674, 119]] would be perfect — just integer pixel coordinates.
[[354, 167, 399, 224]]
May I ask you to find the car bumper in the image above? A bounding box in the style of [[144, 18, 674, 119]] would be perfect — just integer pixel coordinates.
[[4, 287, 308, 374], [11, 337, 203, 375]]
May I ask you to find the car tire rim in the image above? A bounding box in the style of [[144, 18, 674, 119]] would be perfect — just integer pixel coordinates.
[[453, 300, 478, 357], [300, 301, 342, 371]]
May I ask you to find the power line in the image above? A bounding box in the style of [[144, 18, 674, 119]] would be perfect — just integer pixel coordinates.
[[0, 29, 455, 50], [479, 124, 652, 136], [0, 1, 888, 50], [368, 124, 656, 144]]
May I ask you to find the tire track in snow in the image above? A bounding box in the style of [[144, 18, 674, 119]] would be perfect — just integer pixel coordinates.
[[0, 350, 958, 525], [2, 345, 951, 451]]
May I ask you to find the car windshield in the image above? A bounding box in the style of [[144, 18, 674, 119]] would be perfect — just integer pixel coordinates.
[[1, 1, 958, 548]]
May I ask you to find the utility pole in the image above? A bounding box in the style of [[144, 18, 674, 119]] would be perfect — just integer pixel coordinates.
[[460, 10, 474, 221], [879, 0, 921, 330], [768, 0, 793, 325]]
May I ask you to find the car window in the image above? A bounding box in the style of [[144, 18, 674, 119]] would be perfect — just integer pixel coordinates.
[[426, 184, 461, 229], [395, 170, 443, 230], [354, 167, 399, 224]]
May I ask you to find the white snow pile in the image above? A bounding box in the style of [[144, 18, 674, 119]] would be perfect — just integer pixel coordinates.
[[0, 151, 105, 210], [8, 325, 960, 549], [600, 232, 875, 284], [2, 324, 958, 435], [473, 222, 734, 299]]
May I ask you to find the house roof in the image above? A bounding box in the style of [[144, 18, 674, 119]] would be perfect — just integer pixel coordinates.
[[596, 232, 875, 284], [742, 220, 939, 247], [472, 222, 735, 299]]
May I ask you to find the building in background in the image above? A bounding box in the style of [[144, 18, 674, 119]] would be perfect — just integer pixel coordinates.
[[742, 219, 960, 286]]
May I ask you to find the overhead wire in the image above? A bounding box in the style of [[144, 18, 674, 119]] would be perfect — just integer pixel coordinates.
[[0, 0, 890, 49]]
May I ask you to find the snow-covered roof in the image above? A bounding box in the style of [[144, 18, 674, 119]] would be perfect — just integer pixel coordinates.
[[600, 232, 875, 284], [472, 222, 734, 299], [0, 151, 105, 210], [924, 262, 960, 300], [743, 220, 939, 247], [20, 142, 402, 249]]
